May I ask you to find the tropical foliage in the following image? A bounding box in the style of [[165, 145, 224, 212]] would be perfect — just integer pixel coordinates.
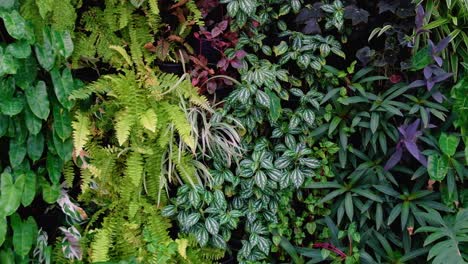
[[0, 0, 466, 263]]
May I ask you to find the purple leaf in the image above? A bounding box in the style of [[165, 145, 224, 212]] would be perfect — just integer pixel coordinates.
[[378, 0, 399, 14], [344, 5, 370, 25], [408, 80, 426, 88], [404, 141, 427, 166], [434, 56, 443, 67], [432, 72, 453, 83], [398, 126, 408, 138], [431, 91, 445, 103], [427, 80, 435, 91], [423, 66, 432, 79], [415, 5, 425, 29], [303, 19, 321, 34], [384, 147, 403, 170], [406, 119, 421, 140], [235, 50, 247, 59], [434, 36, 451, 54]]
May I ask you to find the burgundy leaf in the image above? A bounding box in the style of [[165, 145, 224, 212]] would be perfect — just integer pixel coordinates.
[[231, 59, 243, 69], [384, 147, 403, 170], [235, 50, 247, 59], [389, 74, 402, 83], [211, 27, 223, 38]]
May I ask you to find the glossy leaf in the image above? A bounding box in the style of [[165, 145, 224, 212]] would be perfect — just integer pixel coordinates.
[[50, 67, 74, 110], [26, 81, 50, 120], [438, 133, 459, 157], [427, 155, 449, 181]]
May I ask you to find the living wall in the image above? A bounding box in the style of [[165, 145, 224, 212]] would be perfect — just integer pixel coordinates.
[[0, 0, 466, 263]]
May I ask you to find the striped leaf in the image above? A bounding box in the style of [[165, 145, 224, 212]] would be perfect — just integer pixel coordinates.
[[205, 217, 220, 235]]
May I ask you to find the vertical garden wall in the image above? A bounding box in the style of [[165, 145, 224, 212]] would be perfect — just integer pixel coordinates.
[[0, 0, 466, 263]]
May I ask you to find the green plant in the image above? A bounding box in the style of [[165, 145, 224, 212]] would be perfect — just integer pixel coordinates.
[[415, 208, 468, 264], [0, 3, 77, 261]]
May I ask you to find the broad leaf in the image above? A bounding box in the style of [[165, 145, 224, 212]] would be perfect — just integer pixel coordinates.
[[26, 81, 50, 120], [427, 154, 449, 181]]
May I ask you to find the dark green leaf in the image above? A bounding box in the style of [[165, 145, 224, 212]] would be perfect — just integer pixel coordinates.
[[411, 47, 431, 70], [41, 182, 60, 204], [6, 41, 31, 59], [46, 154, 63, 185], [21, 171, 36, 207], [26, 81, 50, 120], [24, 106, 42, 135], [9, 139, 26, 168], [0, 217, 6, 247], [1, 11, 33, 41], [11, 214, 37, 256], [53, 106, 72, 141], [427, 154, 449, 181], [1, 98, 24, 116], [27, 132, 44, 162], [0, 172, 23, 217], [265, 89, 281, 121], [50, 67, 74, 110], [438, 133, 459, 157]]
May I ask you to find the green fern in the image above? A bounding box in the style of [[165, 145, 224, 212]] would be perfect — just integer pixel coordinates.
[[90, 227, 112, 262]]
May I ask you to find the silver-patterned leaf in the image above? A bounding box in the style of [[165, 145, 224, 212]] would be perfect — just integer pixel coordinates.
[[185, 213, 200, 228], [290, 169, 304, 188], [254, 171, 267, 189], [205, 217, 220, 235]]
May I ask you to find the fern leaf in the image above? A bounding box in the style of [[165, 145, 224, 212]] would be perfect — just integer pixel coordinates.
[[72, 112, 91, 156], [162, 102, 195, 152], [126, 151, 144, 188], [115, 109, 134, 146], [90, 228, 111, 262], [63, 161, 75, 188], [148, 0, 160, 15], [140, 108, 157, 133], [109, 45, 133, 67]]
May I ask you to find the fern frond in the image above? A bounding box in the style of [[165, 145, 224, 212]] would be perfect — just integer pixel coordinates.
[[161, 102, 195, 152], [147, 0, 160, 15], [184, 0, 204, 27], [139, 108, 158, 133], [90, 228, 111, 262], [145, 146, 167, 205], [63, 161, 75, 188], [109, 45, 133, 67], [115, 109, 134, 146], [172, 149, 200, 187], [72, 112, 91, 156], [69, 76, 111, 100], [125, 151, 144, 188]]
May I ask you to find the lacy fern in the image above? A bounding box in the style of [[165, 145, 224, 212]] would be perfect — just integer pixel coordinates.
[[72, 30, 225, 260]]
